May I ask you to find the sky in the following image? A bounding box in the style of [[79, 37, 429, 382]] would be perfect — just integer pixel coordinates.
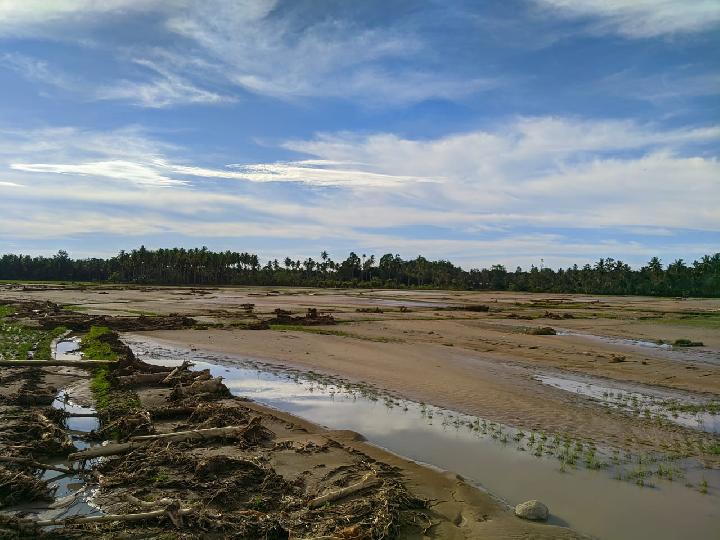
[[0, 0, 718, 270]]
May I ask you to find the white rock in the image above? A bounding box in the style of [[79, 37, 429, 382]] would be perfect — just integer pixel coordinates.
[[515, 500, 549, 521]]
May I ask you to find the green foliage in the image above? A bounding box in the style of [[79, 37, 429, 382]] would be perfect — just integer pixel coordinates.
[[34, 326, 68, 360], [80, 326, 117, 360], [0, 304, 67, 360], [1, 248, 719, 296], [270, 324, 402, 342], [90, 366, 112, 411], [672, 338, 704, 347], [90, 365, 139, 416]]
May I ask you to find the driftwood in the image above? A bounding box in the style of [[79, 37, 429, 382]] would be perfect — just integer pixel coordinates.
[[308, 474, 380, 509], [69, 424, 253, 460], [115, 372, 170, 386], [162, 360, 194, 383], [0, 456, 72, 474], [124, 493, 175, 508], [170, 376, 226, 400], [22, 505, 194, 528]]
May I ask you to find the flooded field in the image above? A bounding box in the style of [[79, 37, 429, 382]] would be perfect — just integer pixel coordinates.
[[556, 330, 720, 367], [536, 374, 720, 434], [127, 334, 720, 540]]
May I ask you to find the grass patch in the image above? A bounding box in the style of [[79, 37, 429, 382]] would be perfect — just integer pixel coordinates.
[[655, 312, 720, 329], [90, 365, 139, 417], [34, 326, 68, 360], [270, 324, 403, 343], [90, 366, 112, 411], [672, 338, 704, 347], [80, 326, 118, 360], [0, 304, 67, 360]]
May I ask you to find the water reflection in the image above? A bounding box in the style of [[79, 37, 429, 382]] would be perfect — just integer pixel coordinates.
[[126, 334, 720, 540]]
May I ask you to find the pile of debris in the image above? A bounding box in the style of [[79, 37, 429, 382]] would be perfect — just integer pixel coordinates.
[[267, 308, 336, 326]]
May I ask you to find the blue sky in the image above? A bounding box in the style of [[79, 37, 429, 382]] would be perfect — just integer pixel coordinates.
[[0, 0, 718, 269]]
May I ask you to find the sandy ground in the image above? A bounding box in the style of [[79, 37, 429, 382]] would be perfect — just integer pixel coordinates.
[[3, 284, 719, 459]]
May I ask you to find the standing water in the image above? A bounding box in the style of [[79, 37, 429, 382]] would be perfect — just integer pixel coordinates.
[[125, 335, 720, 540]]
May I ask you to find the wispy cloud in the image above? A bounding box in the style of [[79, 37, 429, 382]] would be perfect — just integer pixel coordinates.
[[0, 51, 75, 90], [533, 0, 720, 38], [0, 0, 498, 107], [96, 57, 236, 108]]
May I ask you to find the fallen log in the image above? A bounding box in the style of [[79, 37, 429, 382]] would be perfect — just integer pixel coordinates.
[[69, 424, 253, 460], [308, 474, 381, 509], [115, 372, 171, 387], [124, 493, 175, 508], [170, 376, 227, 400], [161, 360, 194, 384], [0, 456, 72, 474], [21, 506, 194, 528]]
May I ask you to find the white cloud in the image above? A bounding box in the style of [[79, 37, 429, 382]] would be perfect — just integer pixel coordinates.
[[0, 181, 22, 187], [0, 0, 175, 37], [11, 160, 185, 187], [2, 117, 718, 266], [533, 0, 720, 38]]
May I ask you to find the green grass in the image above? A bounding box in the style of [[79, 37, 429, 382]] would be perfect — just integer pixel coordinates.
[[654, 312, 720, 329], [0, 303, 67, 360], [90, 366, 112, 410], [672, 338, 704, 347], [80, 326, 118, 360], [34, 326, 68, 359], [91, 365, 139, 417], [269, 324, 403, 343]]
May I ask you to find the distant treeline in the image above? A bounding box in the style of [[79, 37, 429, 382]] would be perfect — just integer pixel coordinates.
[[1, 247, 719, 297]]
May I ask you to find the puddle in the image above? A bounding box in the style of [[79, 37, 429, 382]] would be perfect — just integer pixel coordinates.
[[535, 374, 720, 434], [556, 330, 720, 366], [53, 336, 83, 361], [125, 334, 720, 540], [27, 389, 102, 523]]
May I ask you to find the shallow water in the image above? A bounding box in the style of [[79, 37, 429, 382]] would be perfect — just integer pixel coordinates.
[[53, 337, 83, 361], [126, 334, 720, 540], [556, 330, 720, 366], [536, 374, 720, 434], [38, 389, 101, 521]]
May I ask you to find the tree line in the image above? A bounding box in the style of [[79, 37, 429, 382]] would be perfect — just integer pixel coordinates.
[[0, 247, 718, 297]]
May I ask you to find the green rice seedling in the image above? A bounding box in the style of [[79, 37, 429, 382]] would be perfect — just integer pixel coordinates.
[[699, 478, 708, 494]]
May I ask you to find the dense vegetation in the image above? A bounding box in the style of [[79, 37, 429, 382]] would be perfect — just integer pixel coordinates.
[[1, 248, 718, 297]]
